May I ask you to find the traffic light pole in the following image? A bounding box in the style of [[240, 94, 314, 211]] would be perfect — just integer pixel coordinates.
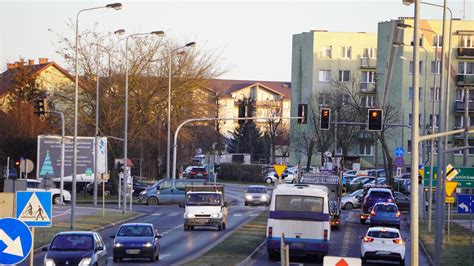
[[46, 111, 65, 205]]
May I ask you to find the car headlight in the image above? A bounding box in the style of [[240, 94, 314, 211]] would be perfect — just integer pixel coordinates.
[[44, 258, 55, 266], [114, 242, 122, 247], [245, 194, 252, 200], [261, 195, 268, 201], [78, 257, 92, 266], [143, 242, 153, 248], [185, 212, 194, 218], [211, 213, 222, 218]]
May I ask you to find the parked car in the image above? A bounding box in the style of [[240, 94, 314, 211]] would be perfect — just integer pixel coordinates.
[[344, 169, 368, 176], [85, 181, 113, 196], [349, 176, 376, 192], [360, 227, 407, 265], [341, 189, 363, 210], [43, 231, 107, 266], [244, 185, 271, 206], [188, 167, 208, 179], [112, 223, 161, 262], [26, 179, 71, 205], [369, 202, 401, 228], [367, 169, 387, 178], [393, 178, 411, 194], [393, 192, 410, 212], [265, 169, 293, 184], [364, 177, 387, 188], [138, 178, 206, 205]]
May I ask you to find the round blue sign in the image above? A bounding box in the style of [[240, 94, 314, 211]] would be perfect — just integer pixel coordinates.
[[395, 147, 405, 157], [0, 218, 32, 265]]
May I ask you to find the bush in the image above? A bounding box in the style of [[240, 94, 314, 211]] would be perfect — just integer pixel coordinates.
[[218, 163, 263, 182]]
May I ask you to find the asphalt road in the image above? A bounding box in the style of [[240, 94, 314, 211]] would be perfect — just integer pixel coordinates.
[[26, 183, 269, 265], [246, 209, 431, 266]]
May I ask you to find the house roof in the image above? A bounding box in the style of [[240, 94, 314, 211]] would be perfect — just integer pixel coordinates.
[[204, 79, 291, 99], [0, 62, 75, 95]]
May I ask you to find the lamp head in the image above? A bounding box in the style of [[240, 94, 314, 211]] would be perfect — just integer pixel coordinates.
[[114, 29, 126, 35], [151, 31, 165, 36], [397, 23, 412, 29], [392, 41, 406, 47], [106, 3, 122, 10], [402, 0, 414, 6], [185, 41, 196, 47]]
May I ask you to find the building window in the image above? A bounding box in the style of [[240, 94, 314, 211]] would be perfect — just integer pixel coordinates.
[[458, 62, 474, 75], [455, 89, 474, 102], [455, 115, 463, 128], [341, 46, 352, 58], [461, 35, 474, 48], [338, 70, 351, 82], [359, 143, 373, 156], [432, 35, 443, 47], [408, 87, 423, 101], [407, 140, 412, 153], [361, 71, 376, 83], [430, 87, 440, 101], [360, 95, 375, 108], [318, 94, 330, 106], [409, 61, 424, 74], [430, 61, 441, 74], [320, 46, 332, 58], [335, 146, 343, 155], [319, 70, 331, 82], [430, 114, 440, 128], [363, 47, 376, 59], [409, 113, 422, 126]]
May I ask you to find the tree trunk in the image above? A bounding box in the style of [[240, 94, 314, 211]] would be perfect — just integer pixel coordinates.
[[306, 141, 314, 170]]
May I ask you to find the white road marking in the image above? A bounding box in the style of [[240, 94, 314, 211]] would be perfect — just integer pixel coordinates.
[[249, 213, 259, 217], [152, 212, 162, 216], [233, 213, 243, 216], [169, 212, 180, 216]]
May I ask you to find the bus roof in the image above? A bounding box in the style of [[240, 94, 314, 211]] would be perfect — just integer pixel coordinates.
[[273, 184, 329, 197]]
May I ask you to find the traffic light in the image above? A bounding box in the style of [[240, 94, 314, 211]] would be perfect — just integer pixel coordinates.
[[320, 108, 331, 130], [297, 104, 308, 124], [15, 159, 21, 168], [367, 109, 383, 131], [33, 97, 46, 117]]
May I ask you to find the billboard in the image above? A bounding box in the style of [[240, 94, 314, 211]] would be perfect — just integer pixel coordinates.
[[36, 135, 107, 183]]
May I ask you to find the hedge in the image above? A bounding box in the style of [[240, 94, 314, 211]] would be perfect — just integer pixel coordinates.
[[218, 163, 263, 182]]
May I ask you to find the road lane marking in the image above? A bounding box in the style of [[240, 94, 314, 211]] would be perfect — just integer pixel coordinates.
[[152, 212, 162, 216], [169, 212, 180, 216], [233, 213, 242, 216], [249, 213, 259, 217]]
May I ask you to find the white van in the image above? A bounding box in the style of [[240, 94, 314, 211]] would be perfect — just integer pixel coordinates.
[[266, 184, 330, 260]]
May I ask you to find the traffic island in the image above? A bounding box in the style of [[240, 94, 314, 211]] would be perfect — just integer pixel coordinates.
[[419, 220, 473, 265], [186, 211, 268, 265]]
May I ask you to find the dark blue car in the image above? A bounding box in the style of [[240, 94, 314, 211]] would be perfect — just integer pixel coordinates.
[[369, 202, 401, 229], [112, 223, 161, 262]]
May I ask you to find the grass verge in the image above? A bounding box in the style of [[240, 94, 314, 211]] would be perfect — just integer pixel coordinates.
[[187, 211, 269, 266], [33, 210, 139, 248], [419, 220, 474, 265]]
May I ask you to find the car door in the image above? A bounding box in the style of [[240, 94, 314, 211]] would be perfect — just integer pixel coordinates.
[[157, 180, 173, 203]]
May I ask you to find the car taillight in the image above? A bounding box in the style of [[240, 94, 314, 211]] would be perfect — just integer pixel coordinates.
[[324, 229, 328, 241], [363, 236, 374, 243], [370, 210, 376, 216], [268, 227, 272, 238], [388, 198, 394, 203], [393, 239, 403, 244], [396, 211, 401, 217], [191, 171, 196, 174]]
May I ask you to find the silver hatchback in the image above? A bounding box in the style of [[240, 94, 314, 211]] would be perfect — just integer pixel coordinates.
[[244, 185, 271, 206]]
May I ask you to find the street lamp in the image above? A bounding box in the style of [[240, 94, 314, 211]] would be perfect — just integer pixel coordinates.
[[72, 2, 122, 230], [167, 41, 196, 179], [93, 29, 125, 208], [123, 31, 165, 213]]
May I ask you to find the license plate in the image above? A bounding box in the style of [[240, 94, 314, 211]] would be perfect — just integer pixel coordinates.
[[126, 249, 140, 255], [196, 219, 208, 223], [376, 251, 390, 255]]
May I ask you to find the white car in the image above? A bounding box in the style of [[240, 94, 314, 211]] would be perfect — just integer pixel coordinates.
[[26, 179, 71, 204], [265, 169, 295, 184], [360, 227, 407, 265]]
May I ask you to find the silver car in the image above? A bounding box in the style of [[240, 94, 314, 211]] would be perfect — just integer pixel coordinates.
[[341, 189, 364, 210], [244, 185, 271, 206]]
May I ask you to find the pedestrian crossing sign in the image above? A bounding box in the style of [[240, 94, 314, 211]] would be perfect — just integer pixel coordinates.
[[15, 192, 52, 227]]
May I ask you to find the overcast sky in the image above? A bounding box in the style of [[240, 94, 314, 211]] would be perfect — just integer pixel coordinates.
[[0, 0, 471, 81]]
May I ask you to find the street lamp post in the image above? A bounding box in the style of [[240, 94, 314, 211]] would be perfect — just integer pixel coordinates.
[[72, 2, 122, 230], [93, 29, 125, 207], [167, 41, 196, 179], [123, 31, 165, 213]]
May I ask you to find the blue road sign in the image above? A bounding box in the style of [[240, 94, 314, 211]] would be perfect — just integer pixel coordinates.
[[395, 147, 405, 157], [16, 191, 52, 227], [457, 194, 474, 214], [0, 218, 32, 265]]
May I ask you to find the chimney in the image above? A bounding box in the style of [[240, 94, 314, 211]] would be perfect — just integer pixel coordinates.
[[38, 58, 48, 64], [7, 63, 16, 69], [28, 59, 35, 65]]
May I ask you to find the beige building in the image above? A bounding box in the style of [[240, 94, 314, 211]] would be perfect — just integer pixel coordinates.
[[289, 30, 378, 166]]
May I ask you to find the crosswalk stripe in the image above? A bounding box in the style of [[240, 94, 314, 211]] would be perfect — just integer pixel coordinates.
[[233, 213, 242, 216], [152, 212, 162, 216]]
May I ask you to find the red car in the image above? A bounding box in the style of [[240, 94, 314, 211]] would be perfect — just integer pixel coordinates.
[[188, 167, 208, 179]]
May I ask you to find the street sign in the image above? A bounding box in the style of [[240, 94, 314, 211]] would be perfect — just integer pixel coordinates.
[[19, 159, 34, 174], [0, 218, 32, 265], [423, 166, 474, 188], [323, 256, 361, 266], [446, 164, 459, 181], [15, 192, 52, 227], [457, 194, 474, 214], [445, 182, 458, 197], [395, 147, 405, 157], [394, 157, 404, 167], [273, 164, 287, 178], [445, 196, 455, 203]]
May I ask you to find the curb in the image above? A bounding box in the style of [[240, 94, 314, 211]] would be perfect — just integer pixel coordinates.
[[33, 212, 147, 253], [237, 240, 266, 266], [419, 239, 434, 266]]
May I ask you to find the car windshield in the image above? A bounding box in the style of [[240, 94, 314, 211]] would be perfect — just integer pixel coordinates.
[[369, 191, 391, 198], [50, 234, 94, 251], [349, 190, 362, 197], [186, 193, 221, 206], [118, 225, 153, 237], [275, 195, 324, 213], [374, 204, 398, 212], [368, 230, 400, 239], [247, 187, 267, 193]]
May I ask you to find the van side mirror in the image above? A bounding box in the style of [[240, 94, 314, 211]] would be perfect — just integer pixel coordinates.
[[156, 234, 162, 239], [95, 246, 104, 252], [179, 202, 184, 208]]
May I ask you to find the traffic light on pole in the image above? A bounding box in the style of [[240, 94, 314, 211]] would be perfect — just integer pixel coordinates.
[[297, 104, 308, 124], [33, 97, 46, 117], [320, 108, 331, 130], [367, 109, 383, 131]]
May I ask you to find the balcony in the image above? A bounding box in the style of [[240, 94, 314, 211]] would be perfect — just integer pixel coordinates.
[[456, 75, 474, 86], [360, 82, 376, 93], [455, 101, 474, 112], [360, 58, 376, 69], [458, 47, 474, 58]]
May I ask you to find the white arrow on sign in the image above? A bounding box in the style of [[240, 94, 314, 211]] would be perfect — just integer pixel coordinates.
[[0, 229, 23, 257], [459, 203, 470, 212]]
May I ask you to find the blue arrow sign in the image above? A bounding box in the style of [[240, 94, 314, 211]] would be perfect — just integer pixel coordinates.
[[395, 147, 405, 157], [16, 191, 52, 227], [457, 194, 474, 214], [0, 218, 32, 265]]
